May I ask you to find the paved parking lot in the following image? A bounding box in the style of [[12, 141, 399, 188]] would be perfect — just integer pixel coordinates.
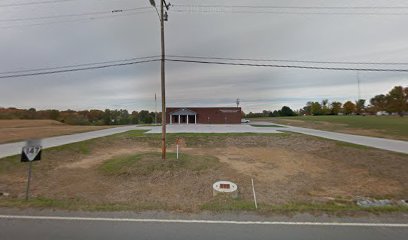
[[145, 124, 283, 133]]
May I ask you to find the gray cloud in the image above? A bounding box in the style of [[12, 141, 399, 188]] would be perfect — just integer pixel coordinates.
[[1, 0, 408, 112]]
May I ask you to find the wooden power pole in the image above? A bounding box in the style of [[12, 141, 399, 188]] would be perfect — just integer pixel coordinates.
[[149, 0, 169, 160], [160, 0, 166, 160]]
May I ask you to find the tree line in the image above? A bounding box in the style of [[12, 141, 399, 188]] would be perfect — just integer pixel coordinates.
[[0, 108, 161, 125], [245, 85, 407, 118], [2, 86, 406, 124], [245, 106, 297, 118], [300, 86, 407, 116]]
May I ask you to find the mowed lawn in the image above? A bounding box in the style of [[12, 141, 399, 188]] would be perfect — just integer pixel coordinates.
[[253, 115, 408, 141]]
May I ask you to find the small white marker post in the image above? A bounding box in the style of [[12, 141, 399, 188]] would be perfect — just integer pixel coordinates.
[[176, 138, 179, 159], [251, 178, 258, 209]]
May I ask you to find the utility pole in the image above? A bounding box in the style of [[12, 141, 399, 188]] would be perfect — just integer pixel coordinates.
[[149, 0, 170, 160], [160, 0, 166, 160], [356, 71, 361, 100], [155, 93, 157, 124]]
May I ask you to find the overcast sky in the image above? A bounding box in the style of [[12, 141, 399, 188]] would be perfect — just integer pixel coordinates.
[[1, 0, 408, 112]]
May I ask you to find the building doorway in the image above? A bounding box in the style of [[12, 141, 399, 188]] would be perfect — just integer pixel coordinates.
[[169, 109, 197, 124]]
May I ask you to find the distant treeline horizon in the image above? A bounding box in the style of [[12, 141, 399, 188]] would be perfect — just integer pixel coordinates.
[[246, 85, 407, 118], [0, 107, 160, 125], [1, 86, 407, 124]]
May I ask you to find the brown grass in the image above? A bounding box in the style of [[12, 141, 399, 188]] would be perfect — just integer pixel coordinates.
[[0, 131, 407, 212], [0, 120, 112, 144]]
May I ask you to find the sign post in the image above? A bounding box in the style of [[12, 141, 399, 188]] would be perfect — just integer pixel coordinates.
[[21, 140, 42, 200], [25, 161, 33, 201]]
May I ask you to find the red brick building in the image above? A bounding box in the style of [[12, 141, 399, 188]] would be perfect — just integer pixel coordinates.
[[166, 107, 242, 124]]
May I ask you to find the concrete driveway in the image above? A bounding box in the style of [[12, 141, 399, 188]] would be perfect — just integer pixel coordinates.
[[253, 121, 408, 154]]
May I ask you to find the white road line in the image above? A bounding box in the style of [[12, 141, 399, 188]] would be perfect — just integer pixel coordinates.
[[0, 215, 407, 228]]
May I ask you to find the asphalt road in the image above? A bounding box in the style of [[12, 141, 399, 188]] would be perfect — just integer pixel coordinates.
[[0, 215, 407, 240]]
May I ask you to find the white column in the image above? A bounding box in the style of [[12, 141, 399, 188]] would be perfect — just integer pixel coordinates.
[[195, 115, 197, 124], [187, 115, 189, 125], [170, 115, 172, 124], [178, 115, 180, 124]]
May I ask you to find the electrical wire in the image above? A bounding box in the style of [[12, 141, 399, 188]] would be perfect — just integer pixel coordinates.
[[0, 7, 150, 23], [0, 59, 160, 79], [173, 4, 408, 10], [2, 55, 408, 79], [0, 0, 75, 8], [166, 55, 408, 65], [172, 9, 408, 16], [0, 56, 160, 75], [0, 10, 152, 29], [172, 4, 408, 16], [166, 58, 408, 72]]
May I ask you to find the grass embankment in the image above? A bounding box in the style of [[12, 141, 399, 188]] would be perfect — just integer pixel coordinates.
[[201, 197, 408, 214], [120, 131, 291, 148], [99, 152, 220, 176], [253, 115, 408, 140], [2, 197, 407, 215], [1, 129, 408, 215], [0, 198, 174, 212]]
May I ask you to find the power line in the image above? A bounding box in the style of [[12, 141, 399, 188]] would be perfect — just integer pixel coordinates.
[[172, 4, 408, 16], [0, 56, 160, 75], [0, 7, 150, 23], [166, 58, 408, 72], [167, 55, 408, 65], [0, 59, 160, 79], [6, 54, 405, 73], [173, 4, 408, 10], [0, 0, 130, 8], [172, 9, 408, 16], [0, 10, 152, 29], [0, 0, 75, 8], [2, 55, 408, 79]]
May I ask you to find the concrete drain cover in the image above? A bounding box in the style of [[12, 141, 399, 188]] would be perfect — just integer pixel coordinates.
[[213, 181, 238, 198]]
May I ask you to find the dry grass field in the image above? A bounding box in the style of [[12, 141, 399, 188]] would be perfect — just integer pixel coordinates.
[[0, 130, 407, 213], [0, 120, 112, 144]]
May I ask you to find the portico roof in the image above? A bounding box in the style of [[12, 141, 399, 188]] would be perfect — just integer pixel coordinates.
[[169, 108, 197, 115]]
